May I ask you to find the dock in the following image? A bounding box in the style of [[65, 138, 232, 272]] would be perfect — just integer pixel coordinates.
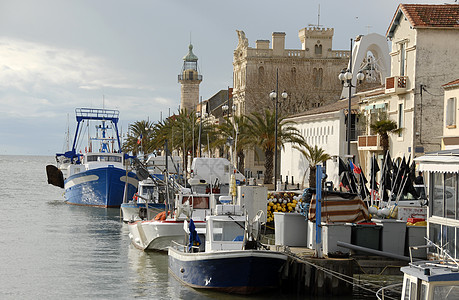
[[272, 246, 407, 296]]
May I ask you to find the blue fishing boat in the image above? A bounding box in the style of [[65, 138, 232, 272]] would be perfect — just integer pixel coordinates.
[[168, 204, 287, 294], [46, 108, 138, 208]]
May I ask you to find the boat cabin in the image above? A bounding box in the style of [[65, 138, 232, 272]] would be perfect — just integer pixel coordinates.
[[84, 153, 124, 167], [204, 205, 246, 252], [401, 260, 459, 300], [175, 193, 216, 221]]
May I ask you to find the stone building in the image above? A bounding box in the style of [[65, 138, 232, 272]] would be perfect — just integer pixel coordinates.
[[178, 44, 202, 112], [232, 27, 350, 179], [232, 28, 349, 117]]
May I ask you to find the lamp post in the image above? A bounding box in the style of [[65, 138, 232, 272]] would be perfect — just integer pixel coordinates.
[[196, 111, 202, 157], [269, 69, 288, 190], [339, 39, 365, 158], [222, 103, 236, 161]]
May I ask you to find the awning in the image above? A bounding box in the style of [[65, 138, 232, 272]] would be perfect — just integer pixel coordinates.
[[414, 154, 459, 173]]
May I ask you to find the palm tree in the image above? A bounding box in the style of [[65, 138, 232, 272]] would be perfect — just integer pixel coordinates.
[[246, 109, 304, 184], [370, 118, 403, 153], [123, 120, 155, 156], [293, 144, 331, 188], [147, 109, 217, 174], [212, 115, 251, 173]]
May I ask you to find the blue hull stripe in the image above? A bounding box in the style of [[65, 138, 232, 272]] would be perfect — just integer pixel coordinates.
[[65, 167, 137, 207]]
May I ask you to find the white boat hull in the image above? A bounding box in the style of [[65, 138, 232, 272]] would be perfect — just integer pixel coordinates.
[[128, 219, 205, 251]]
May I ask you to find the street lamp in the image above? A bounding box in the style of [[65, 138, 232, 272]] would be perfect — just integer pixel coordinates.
[[339, 38, 365, 158], [196, 111, 202, 157], [269, 70, 288, 190]]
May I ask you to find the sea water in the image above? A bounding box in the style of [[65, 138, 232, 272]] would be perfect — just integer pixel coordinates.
[[0, 155, 394, 299]]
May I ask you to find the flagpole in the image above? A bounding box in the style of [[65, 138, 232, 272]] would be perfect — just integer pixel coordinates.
[[371, 154, 374, 206], [379, 150, 389, 207]]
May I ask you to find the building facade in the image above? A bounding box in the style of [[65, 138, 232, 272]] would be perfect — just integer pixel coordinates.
[[232, 27, 350, 179], [357, 4, 459, 175], [442, 79, 459, 150], [281, 98, 360, 189], [232, 28, 349, 116]]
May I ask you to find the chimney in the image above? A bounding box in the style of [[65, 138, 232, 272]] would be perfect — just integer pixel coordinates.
[[272, 32, 285, 56], [256, 40, 270, 49]]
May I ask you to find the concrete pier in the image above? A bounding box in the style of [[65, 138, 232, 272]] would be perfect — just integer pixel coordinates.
[[276, 246, 407, 295], [279, 247, 354, 295]]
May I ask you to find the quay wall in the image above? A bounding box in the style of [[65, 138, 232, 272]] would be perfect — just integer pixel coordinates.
[[280, 255, 353, 296]]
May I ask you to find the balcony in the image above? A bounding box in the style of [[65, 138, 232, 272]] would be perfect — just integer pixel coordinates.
[[385, 76, 407, 94], [358, 135, 382, 151]]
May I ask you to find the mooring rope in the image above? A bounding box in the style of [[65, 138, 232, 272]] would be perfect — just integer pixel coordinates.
[[282, 250, 401, 300]]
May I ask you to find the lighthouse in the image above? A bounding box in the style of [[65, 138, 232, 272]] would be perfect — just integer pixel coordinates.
[[178, 44, 202, 112]]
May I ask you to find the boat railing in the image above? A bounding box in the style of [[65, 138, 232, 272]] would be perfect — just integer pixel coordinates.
[[75, 108, 119, 121], [171, 240, 200, 253], [376, 282, 403, 300], [171, 240, 186, 252], [417, 238, 459, 268]]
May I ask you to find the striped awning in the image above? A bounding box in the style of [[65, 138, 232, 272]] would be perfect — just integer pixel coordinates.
[[308, 197, 370, 223]]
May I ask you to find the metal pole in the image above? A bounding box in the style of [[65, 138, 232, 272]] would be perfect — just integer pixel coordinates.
[[274, 69, 279, 190], [165, 139, 170, 217], [315, 164, 323, 258], [198, 97, 202, 157], [347, 38, 353, 157]]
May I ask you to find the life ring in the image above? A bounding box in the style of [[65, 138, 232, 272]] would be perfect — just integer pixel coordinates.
[[133, 194, 138, 201], [154, 211, 168, 221]]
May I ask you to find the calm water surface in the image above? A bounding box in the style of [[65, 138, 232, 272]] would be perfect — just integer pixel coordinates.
[[0, 155, 394, 299]]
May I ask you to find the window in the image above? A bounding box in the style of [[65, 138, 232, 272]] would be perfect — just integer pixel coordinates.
[[315, 44, 322, 55], [446, 97, 457, 127], [432, 172, 444, 217], [433, 285, 459, 299], [420, 284, 427, 300], [398, 103, 404, 137], [445, 225, 456, 258], [403, 278, 410, 300], [258, 66, 264, 84], [429, 223, 441, 247], [313, 68, 323, 87], [445, 173, 456, 219], [410, 282, 416, 300], [212, 221, 244, 242], [400, 42, 406, 76]]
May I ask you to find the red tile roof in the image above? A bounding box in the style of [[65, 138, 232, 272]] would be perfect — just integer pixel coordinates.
[[387, 4, 459, 37], [443, 79, 459, 88]]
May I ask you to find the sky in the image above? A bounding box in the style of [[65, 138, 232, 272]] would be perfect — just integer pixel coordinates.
[[0, 0, 446, 155]]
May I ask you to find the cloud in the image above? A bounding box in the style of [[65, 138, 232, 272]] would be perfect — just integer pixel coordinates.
[[0, 37, 163, 118]]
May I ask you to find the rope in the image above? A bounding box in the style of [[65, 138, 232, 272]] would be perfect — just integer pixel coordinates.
[[352, 258, 405, 276], [283, 250, 402, 299]]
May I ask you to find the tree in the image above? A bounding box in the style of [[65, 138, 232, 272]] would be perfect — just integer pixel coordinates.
[[123, 120, 155, 156], [212, 115, 251, 173], [293, 144, 331, 188], [246, 109, 304, 184], [370, 118, 403, 154], [145, 109, 217, 175]]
